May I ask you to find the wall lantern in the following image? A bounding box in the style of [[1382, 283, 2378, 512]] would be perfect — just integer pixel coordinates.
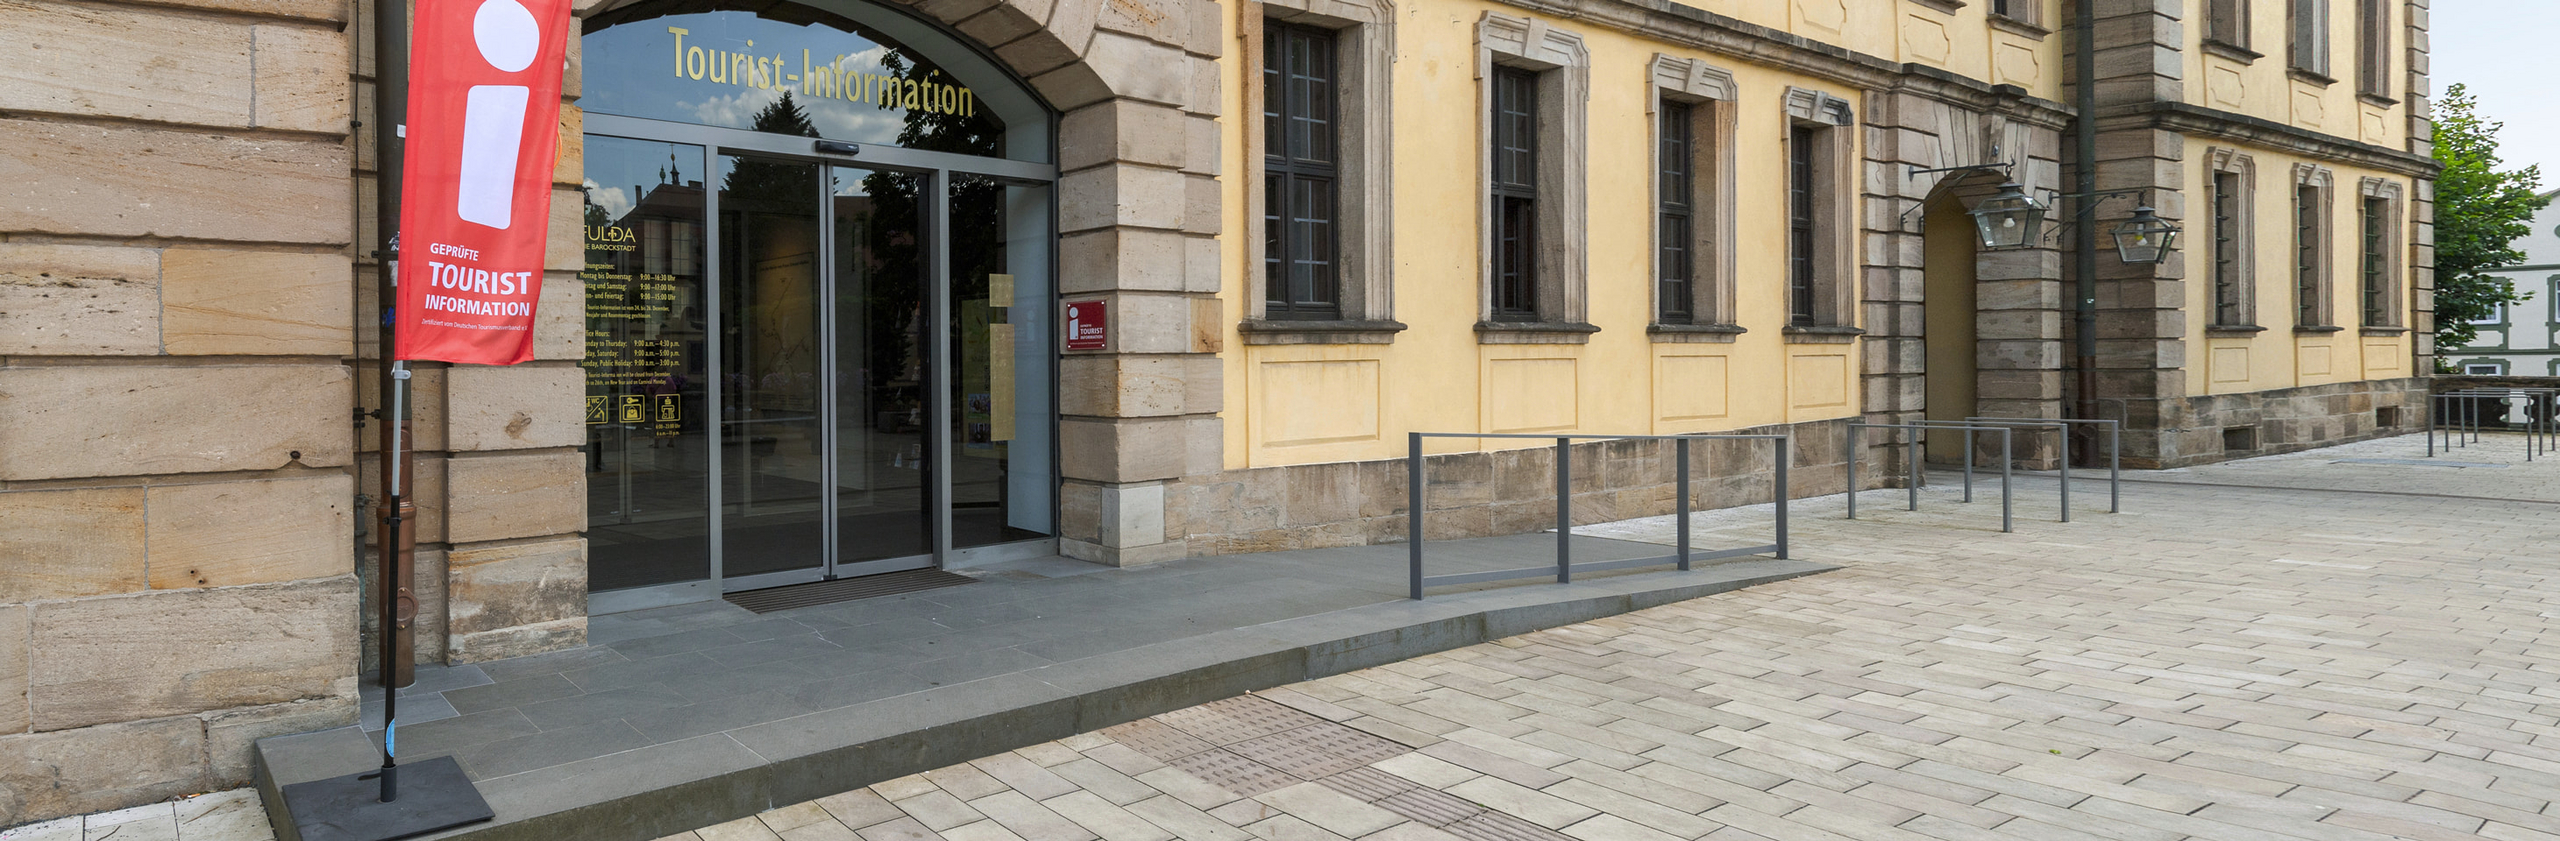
[[2109, 203, 2179, 264], [1966, 181, 2048, 250]]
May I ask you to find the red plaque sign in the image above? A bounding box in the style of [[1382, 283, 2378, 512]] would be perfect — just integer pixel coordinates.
[[1064, 300, 1108, 350], [391, 0, 576, 365]]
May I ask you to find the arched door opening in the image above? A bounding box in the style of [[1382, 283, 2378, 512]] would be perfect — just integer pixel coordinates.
[[1922, 191, 1981, 465]]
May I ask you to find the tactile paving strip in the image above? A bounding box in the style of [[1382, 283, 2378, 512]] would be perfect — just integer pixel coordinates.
[[1443, 810, 1575, 841], [1165, 747, 1301, 798], [1155, 696, 1325, 746], [1228, 722, 1412, 779], [1314, 767, 1417, 802], [1100, 718, 1215, 762]]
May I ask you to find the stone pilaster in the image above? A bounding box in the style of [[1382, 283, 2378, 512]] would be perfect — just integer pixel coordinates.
[[2405, 0, 2437, 373], [2080, 0, 2193, 467]]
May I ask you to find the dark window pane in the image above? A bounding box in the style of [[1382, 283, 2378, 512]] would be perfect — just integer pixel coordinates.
[[1788, 125, 1818, 327], [1490, 66, 1539, 320], [2297, 185, 2322, 326], [1262, 22, 1340, 318], [1659, 100, 1694, 323]]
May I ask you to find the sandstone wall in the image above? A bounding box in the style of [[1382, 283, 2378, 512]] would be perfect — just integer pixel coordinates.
[[0, 0, 362, 823], [0, 0, 591, 824]]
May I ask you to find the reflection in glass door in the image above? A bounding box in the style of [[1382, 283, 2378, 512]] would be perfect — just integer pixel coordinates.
[[834, 167, 932, 569], [583, 135, 712, 593], [718, 155, 831, 583]]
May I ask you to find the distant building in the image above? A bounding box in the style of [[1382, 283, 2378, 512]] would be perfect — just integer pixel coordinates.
[[2443, 189, 2560, 376]]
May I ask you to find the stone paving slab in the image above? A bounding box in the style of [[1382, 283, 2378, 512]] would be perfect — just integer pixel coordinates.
[[636, 433, 2560, 841], [254, 533, 1826, 841]]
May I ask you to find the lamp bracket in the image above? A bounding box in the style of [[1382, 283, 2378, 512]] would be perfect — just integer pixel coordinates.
[[1896, 162, 2020, 230]]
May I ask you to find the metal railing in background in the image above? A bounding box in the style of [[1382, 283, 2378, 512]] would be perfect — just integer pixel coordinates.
[[1847, 422, 2014, 532], [1969, 417, 2124, 516], [1405, 433, 1792, 600], [2431, 388, 2558, 461]]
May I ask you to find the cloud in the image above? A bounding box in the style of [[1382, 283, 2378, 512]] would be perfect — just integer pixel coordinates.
[[682, 88, 786, 129], [582, 181, 633, 221]]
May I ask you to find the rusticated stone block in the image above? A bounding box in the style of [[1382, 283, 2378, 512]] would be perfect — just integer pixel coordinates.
[[0, 715, 208, 826], [161, 249, 353, 356], [1058, 226, 1187, 293], [252, 23, 348, 133], [0, 488, 145, 601], [444, 452, 584, 543], [446, 537, 587, 663], [0, 120, 348, 244], [0, 607, 23, 734], [358, 454, 449, 546], [1060, 99, 1188, 171], [0, 242, 160, 356], [547, 188, 584, 272], [30, 577, 357, 731], [202, 696, 356, 785], [0, 364, 353, 481], [446, 364, 587, 451], [358, 364, 450, 453], [536, 270, 585, 361], [0, 1, 253, 126], [1059, 355, 1186, 416], [1059, 417, 1187, 483], [1059, 164, 1187, 234], [1280, 461, 1359, 527], [144, 474, 352, 590]]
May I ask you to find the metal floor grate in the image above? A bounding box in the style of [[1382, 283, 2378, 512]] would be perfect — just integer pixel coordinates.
[[723, 568, 976, 614]]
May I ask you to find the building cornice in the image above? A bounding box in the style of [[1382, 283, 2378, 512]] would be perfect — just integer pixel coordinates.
[[1482, 0, 2074, 127], [2102, 101, 2440, 180]]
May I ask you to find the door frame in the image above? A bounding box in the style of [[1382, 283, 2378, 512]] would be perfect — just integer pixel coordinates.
[[584, 112, 1060, 606]]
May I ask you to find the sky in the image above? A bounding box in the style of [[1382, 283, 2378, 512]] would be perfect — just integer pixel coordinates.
[[2429, 3, 2560, 179]]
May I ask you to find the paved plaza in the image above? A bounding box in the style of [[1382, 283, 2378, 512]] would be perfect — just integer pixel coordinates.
[[658, 433, 2560, 841], [20, 432, 2560, 841]]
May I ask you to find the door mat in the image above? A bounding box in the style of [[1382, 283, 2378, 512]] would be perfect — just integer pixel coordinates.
[[723, 569, 976, 614]]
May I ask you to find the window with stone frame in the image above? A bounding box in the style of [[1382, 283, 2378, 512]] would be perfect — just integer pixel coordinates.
[[1474, 13, 1591, 342], [1647, 55, 1737, 336], [1241, 1, 1398, 344], [2359, 177, 2405, 328], [2293, 164, 2334, 328], [2208, 0, 2252, 52], [1781, 87, 1856, 335], [1990, 0, 2040, 27], [2288, 0, 2330, 79], [2356, 0, 2391, 98], [1263, 21, 1339, 320], [1490, 66, 1539, 321], [2208, 149, 2258, 329]]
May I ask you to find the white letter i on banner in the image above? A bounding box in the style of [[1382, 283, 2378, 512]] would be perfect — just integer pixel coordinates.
[[458, 0, 540, 229]]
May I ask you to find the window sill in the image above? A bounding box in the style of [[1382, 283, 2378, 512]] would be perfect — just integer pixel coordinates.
[[2288, 67, 2337, 88], [2360, 326, 2409, 336], [2206, 324, 2268, 337], [1781, 325, 1864, 345], [1238, 318, 1408, 345], [1987, 14, 2049, 40], [1906, 0, 1964, 13], [1649, 323, 1747, 344], [2202, 39, 2262, 64], [2357, 92, 2400, 108], [2293, 324, 2347, 334], [1476, 321, 1600, 344]]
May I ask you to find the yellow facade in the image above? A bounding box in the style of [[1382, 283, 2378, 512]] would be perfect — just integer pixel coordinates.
[[1215, 0, 2076, 471]]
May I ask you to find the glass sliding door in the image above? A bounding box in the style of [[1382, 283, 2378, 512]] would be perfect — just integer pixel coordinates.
[[717, 154, 829, 583], [584, 136, 713, 594], [833, 166, 933, 569], [948, 174, 1054, 548]]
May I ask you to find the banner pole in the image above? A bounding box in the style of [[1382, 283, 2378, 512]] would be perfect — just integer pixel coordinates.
[[374, 0, 411, 805]]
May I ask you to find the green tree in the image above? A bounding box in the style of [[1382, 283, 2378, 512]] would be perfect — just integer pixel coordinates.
[[2431, 84, 2548, 353]]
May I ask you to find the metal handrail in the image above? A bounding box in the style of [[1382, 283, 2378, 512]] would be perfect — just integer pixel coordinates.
[[1847, 422, 2013, 532], [1405, 432, 1792, 600], [1968, 416, 2125, 515], [2432, 388, 2557, 460]]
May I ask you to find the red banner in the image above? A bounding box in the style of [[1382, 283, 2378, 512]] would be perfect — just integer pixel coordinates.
[[391, 0, 575, 365]]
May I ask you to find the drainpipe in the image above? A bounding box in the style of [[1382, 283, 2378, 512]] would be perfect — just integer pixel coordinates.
[[2071, 0, 2102, 461]]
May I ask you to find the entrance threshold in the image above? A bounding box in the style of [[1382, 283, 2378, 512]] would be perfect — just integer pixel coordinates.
[[723, 568, 975, 614]]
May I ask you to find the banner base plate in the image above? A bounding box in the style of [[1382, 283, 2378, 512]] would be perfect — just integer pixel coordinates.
[[279, 756, 494, 841]]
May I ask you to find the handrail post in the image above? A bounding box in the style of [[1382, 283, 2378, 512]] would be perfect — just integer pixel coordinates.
[[1774, 436, 1791, 559], [1907, 427, 1920, 511], [1999, 427, 2014, 533], [1675, 437, 1692, 571], [1847, 424, 1859, 520], [1408, 432, 1424, 600], [1962, 428, 1975, 503], [2058, 423, 2072, 523], [1555, 437, 1571, 585], [2108, 419, 2121, 513]]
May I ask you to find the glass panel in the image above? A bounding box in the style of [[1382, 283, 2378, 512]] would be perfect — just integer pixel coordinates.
[[718, 154, 827, 579], [832, 166, 932, 564], [582, 4, 1043, 161], [585, 136, 714, 592], [950, 174, 1056, 548]]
